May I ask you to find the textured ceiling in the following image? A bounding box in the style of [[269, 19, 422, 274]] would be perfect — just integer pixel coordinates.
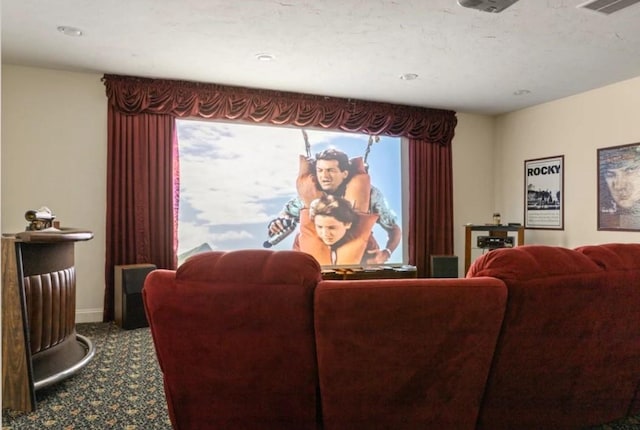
[[3, 0, 640, 115]]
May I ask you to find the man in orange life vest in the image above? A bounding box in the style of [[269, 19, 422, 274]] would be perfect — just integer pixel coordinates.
[[267, 148, 401, 265]]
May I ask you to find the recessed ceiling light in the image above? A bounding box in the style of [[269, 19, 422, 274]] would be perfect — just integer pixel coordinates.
[[57, 26, 83, 37], [255, 53, 275, 62], [513, 89, 531, 96], [400, 73, 419, 81]]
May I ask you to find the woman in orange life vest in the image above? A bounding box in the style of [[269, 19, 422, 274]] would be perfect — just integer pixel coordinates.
[[268, 147, 401, 264], [297, 194, 378, 266]]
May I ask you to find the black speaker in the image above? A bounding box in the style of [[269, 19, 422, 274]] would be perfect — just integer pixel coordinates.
[[114, 264, 156, 330], [430, 255, 459, 278]]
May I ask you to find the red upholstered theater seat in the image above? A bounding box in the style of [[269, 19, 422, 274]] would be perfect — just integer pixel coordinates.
[[574, 242, 640, 416], [575, 242, 640, 272], [468, 244, 640, 430], [314, 277, 507, 430], [142, 250, 323, 430]]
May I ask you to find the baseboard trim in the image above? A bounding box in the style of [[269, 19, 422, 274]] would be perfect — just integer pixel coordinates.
[[76, 308, 103, 323]]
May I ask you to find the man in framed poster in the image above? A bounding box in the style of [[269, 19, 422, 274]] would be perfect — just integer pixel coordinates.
[[598, 143, 640, 231]]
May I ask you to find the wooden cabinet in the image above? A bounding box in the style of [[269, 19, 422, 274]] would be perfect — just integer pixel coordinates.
[[2, 230, 94, 412], [464, 225, 524, 274], [321, 265, 417, 280]]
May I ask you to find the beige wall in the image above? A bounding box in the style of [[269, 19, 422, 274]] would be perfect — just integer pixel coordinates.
[[452, 112, 496, 274], [4, 64, 638, 321], [1, 65, 107, 322], [494, 76, 640, 248]]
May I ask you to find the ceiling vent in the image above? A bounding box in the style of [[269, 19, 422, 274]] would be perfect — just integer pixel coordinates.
[[577, 0, 640, 15], [457, 0, 520, 13]]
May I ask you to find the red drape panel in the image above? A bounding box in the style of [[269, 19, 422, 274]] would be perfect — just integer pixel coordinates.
[[408, 138, 454, 277], [104, 105, 178, 321]]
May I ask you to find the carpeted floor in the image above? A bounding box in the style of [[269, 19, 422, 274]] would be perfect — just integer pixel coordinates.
[[2, 322, 172, 429], [2, 322, 640, 429]]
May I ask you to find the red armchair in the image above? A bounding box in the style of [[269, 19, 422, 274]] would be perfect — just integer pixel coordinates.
[[468, 244, 640, 429], [143, 250, 323, 430], [314, 278, 507, 429]]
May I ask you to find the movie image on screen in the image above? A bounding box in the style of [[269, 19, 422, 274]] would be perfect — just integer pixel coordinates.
[[176, 119, 404, 267]]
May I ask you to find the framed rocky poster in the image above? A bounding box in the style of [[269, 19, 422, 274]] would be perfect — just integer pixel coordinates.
[[524, 155, 564, 230], [598, 143, 640, 231]]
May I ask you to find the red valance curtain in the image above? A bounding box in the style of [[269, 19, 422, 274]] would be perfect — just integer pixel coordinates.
[[103, 75, 456, 142], [103, 74, 456, 320]]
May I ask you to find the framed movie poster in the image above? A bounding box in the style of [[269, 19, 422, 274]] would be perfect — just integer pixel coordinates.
[[598, 142, 640, 231], [524, 155, 564, 230]]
